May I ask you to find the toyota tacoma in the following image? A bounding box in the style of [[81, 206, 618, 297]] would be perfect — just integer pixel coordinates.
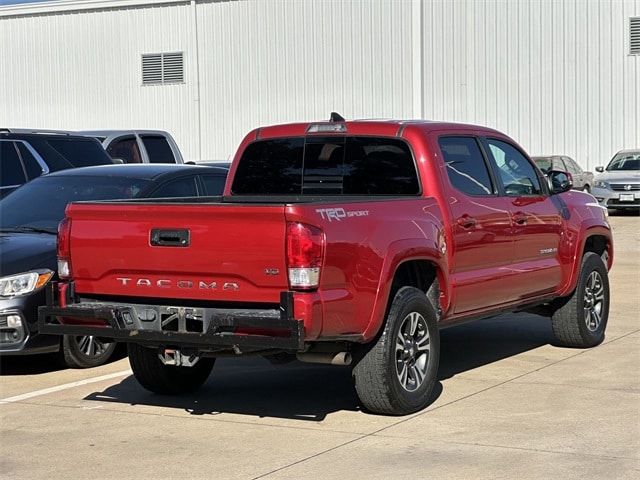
[[39, 116, 613, 415]]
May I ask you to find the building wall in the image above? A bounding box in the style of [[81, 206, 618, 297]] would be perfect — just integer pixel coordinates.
[[1, 0, 638, 169]]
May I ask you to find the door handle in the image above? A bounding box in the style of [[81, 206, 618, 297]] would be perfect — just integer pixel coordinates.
[[150, 229, 190, 247], [513, 212, 528, 225], [457, 215, 477, 229]]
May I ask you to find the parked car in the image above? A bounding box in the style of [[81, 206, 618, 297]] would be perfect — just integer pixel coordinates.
[[78, 130, 184, 164], [531, 155, 594, 192], [0, 163, 228, 367], [591, 149, 640, 212], [39, 116, 612, 414], [0, 130, 114, 197]]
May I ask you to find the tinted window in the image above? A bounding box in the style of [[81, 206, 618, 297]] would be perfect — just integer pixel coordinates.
[[232, 138, 304, 194], [232, 137, 418, 195], [141, 136, 176, 164], [106, 136, 142, 163], [16, 143, 44, 179], [439, 137, 494, 196], [201, 175, 226, 195], [45, 138, 112, 167], [150, 176, 198, 197], [487, 139, 542, 196], [0, 176, 150, 231], [0, 142, 26, 187], [343, 137, 418, 195]]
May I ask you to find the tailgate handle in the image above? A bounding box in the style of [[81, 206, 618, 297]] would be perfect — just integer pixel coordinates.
[[150, 229, 190, 247]]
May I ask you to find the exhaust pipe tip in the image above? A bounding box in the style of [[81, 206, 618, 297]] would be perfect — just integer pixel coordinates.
[[296, 351, 352, 366]]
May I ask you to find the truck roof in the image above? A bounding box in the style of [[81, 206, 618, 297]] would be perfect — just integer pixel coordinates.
[[254, 119, 505, 140]]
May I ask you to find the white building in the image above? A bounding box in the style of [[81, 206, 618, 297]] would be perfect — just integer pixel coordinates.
[[1, 0, 638, 169]]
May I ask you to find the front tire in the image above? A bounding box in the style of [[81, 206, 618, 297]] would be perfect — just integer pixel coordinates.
[[352, 286, 440, 415], [60, 334, 117, 369], [551, 252, 610, 347], [128, 343, 215, 394]]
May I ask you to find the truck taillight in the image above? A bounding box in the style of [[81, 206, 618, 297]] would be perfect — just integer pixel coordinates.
[[286, 222, 324, 291], [57, 217, 72, 279]]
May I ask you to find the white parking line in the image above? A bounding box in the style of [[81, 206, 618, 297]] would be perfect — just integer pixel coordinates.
[[0, 369, 132, 404]]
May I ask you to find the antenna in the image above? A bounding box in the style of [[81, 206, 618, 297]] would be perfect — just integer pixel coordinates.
[[330, 112, 345, 123]]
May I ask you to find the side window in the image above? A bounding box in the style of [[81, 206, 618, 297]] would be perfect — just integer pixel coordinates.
[[201, 175, 226, 196], [0, 142, 27, 187], [141, 136, 176, 164], [106, 136, 142, 164], [149, 176, 198, 198], [16, 143, 44, 179], [565, 157, 581, 174], [438, 136, 494, 196], [486, 139, 542, 196]]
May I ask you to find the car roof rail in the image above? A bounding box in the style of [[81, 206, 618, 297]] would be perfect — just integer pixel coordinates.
[[0, 128, 72, 135]]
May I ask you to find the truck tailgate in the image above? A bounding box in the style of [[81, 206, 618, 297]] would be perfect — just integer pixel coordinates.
[[66, 202, 288, 303]]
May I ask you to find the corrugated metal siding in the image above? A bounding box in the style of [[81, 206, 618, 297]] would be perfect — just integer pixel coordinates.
[[421, 0, 640, 169], [0, 3, 200, 159], [196, 0, 415, 160], [0, 0, 638, 167]]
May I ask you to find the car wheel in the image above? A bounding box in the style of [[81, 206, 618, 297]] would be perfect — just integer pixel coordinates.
[[352, 286, 440, 415], [550, 252, 609, 348], [61, 334, 117, 369], [128, 343, 215, 394]]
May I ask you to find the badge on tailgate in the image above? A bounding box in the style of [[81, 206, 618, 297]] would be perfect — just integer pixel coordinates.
[[150, 228, 190, 247]]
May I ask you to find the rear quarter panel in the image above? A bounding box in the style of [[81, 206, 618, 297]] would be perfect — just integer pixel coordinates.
[[288, 198, 447, 342]]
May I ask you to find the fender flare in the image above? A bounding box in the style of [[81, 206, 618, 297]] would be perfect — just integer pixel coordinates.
[[558, 223, 613, 297], [361, 239, 449, 341]]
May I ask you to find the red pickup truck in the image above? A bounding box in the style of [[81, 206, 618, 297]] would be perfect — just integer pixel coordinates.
[[40, 117, 613, 415]]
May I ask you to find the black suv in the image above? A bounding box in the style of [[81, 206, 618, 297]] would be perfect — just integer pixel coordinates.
[[0, 130, 115, 197]]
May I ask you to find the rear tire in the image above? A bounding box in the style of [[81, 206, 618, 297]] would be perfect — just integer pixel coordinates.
[[60, 335, 117, 369], [352, 286, 440, 415], [551, 252, 609, 347], [128, 343, 214, 394]]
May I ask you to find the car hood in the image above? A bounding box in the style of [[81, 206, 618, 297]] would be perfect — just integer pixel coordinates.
[[595, 170, 640, 183], [0, 233, 57, 276]]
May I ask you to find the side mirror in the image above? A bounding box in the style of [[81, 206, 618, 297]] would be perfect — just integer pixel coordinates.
[[595, 166, 604, 173], [547, 170, 573, 194], [111, 158, 125, 164]]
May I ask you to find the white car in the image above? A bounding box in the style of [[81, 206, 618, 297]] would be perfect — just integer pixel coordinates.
[[592, 149, 640, 212], [78, 130, 184, 164]]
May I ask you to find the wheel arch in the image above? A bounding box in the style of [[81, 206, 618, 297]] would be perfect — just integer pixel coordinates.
[[362, 247, 449, 342]]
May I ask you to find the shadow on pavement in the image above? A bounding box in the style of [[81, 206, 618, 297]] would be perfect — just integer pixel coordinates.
[[82, 313, 553, 421], [0, 353, 65, 375], [0, 344, 127, 376]]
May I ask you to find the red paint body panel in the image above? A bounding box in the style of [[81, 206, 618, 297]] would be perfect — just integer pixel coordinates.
[[61, 120, 613, 345]]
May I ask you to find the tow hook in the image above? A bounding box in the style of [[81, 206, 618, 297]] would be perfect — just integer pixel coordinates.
[[158, 348, 200, 367]]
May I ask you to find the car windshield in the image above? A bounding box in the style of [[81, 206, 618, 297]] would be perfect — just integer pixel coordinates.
[[606, 152, 640, 171], [0, 175, 150, 231]]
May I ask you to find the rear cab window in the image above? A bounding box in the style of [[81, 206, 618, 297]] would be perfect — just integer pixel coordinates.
[[45, 138, 113, 167], [231, 136, 419, 196], [141, 135, 176, 164]]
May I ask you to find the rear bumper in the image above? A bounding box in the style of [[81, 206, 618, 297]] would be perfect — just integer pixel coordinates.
[[38, 283, 305, 353]]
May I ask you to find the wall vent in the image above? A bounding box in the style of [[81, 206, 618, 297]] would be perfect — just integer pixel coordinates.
[[631, 17, 640, 55], [142, 52, 184, 85]]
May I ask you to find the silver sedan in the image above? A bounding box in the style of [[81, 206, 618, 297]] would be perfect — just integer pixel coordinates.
[[591, 149, 640, 212]]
